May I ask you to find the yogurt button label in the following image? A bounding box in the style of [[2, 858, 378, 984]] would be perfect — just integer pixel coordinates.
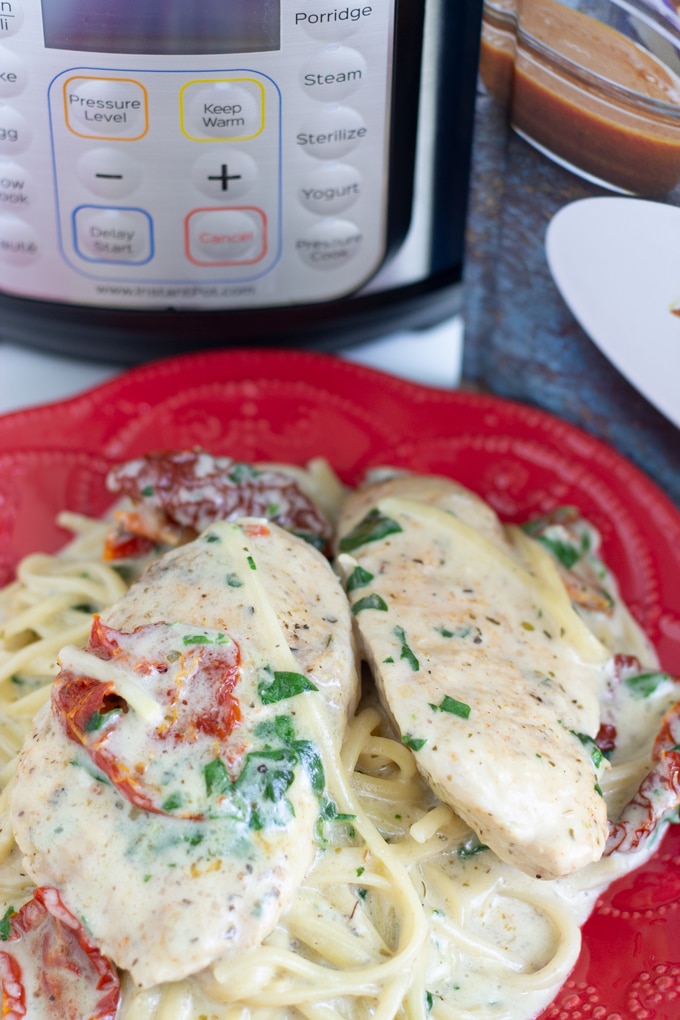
[[298, 162, 362, 214], [297, 105, 367, 159], [296, 218, 362, 267]]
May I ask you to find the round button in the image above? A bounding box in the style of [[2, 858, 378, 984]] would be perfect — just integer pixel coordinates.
[[64, 77, 148, 139], [297, 105, 367, 160], [0, 160, 30, 208], [0, 4, 23, 40], [77, 147, 143, 198], [191, 148, 258, 200], [74, 207, 153, 263], [183, 81, 262, 140], [298, 162, 362, 215], [0, 215, 38, 265], [188, 208, 264, 263], [295, 218, 362, 268], [0, 104, 30, 155], [294, 3, 366, 41], [0, 46, 27, 98], [300, 46, 367, 101]]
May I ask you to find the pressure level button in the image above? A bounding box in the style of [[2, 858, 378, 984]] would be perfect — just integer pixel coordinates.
[[64, 77, 148, 140]]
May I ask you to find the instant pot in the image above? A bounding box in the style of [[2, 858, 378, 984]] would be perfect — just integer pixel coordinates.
[[0, 0, 482, 362]]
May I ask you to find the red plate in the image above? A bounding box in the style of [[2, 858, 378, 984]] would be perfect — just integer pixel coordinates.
[[1, 348, 679, 1018]]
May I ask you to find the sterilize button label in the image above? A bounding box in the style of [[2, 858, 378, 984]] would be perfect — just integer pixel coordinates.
[[297, 105, 367, 159]]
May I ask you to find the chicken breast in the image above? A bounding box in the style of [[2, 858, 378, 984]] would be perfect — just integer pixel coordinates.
[[336, 474, 611, 880], [12, 518, 359, 988]]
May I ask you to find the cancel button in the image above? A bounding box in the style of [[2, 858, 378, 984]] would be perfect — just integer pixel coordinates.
[[296, 218, 362, 268]]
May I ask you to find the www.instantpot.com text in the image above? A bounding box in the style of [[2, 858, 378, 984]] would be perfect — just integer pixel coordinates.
[[94, 284, 257, 299]]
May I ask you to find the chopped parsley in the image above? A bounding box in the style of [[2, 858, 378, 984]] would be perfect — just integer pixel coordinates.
[[338, 508, 403, 553], [624, 670, 672, 699], [352, 593, 389, 615], [346, 565, 375, 592], [402, 733, 427, 751], [394, 625, 419, 671], [430, 695, 471, 719], [258, 667, 318, 704], [0, 906, 14, 941]]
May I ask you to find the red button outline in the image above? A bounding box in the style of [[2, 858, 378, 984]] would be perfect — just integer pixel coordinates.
[[185, 206, 267, 266]]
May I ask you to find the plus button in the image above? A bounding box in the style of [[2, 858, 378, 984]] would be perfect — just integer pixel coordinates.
[[207, 163, 243, 192]]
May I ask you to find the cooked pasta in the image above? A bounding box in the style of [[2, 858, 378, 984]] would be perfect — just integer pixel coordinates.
[[0, 495, 676, 1020]]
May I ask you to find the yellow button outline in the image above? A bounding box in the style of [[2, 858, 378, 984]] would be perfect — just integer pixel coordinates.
[[63, 76, 149, 141], [180, 78, 265, 142]]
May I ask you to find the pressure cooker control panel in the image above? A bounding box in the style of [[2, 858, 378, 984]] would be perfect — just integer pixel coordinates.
[[0, 0, 396, 309]]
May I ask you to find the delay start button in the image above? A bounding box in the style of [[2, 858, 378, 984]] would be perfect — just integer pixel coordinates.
[[295, 218, 362, 268], [73, 205, 153, 263]]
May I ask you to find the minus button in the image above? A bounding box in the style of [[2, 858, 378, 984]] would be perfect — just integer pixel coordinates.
[[77, 148, 142, 198]]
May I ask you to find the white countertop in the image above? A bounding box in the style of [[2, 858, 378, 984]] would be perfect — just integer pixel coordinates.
[[0, 317, 462, 417]]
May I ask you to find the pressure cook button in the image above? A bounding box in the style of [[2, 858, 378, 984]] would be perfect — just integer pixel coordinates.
[[0, 45, 26, 98], [181, 80, 263, 141], [300, 46, 366, 101], [0, 214, 38, 264], [0, 1, 23, 41], [295, 218, 362, 268], [0, 104, 30, 154], [191, 148, 258, 200], [186, 207, 266, 265], [74, 206, 153, 263], [64, 77, 148, 140], [298, 162, 361, 214], [297, 105, 366, 159], [0, 160, 30, 207], [77, 147, 143, 198]]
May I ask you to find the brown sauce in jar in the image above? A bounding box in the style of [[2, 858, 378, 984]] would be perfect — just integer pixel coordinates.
[[479, 0, 680, 195]]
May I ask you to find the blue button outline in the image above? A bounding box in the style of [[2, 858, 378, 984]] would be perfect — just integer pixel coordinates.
[[72, 203, 154, 265]]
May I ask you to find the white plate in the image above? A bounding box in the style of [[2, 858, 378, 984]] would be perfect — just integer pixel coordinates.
[[546, 196, 680, 429]]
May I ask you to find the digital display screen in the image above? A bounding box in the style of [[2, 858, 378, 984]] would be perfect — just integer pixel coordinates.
[[41, 0, 280, 55]]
